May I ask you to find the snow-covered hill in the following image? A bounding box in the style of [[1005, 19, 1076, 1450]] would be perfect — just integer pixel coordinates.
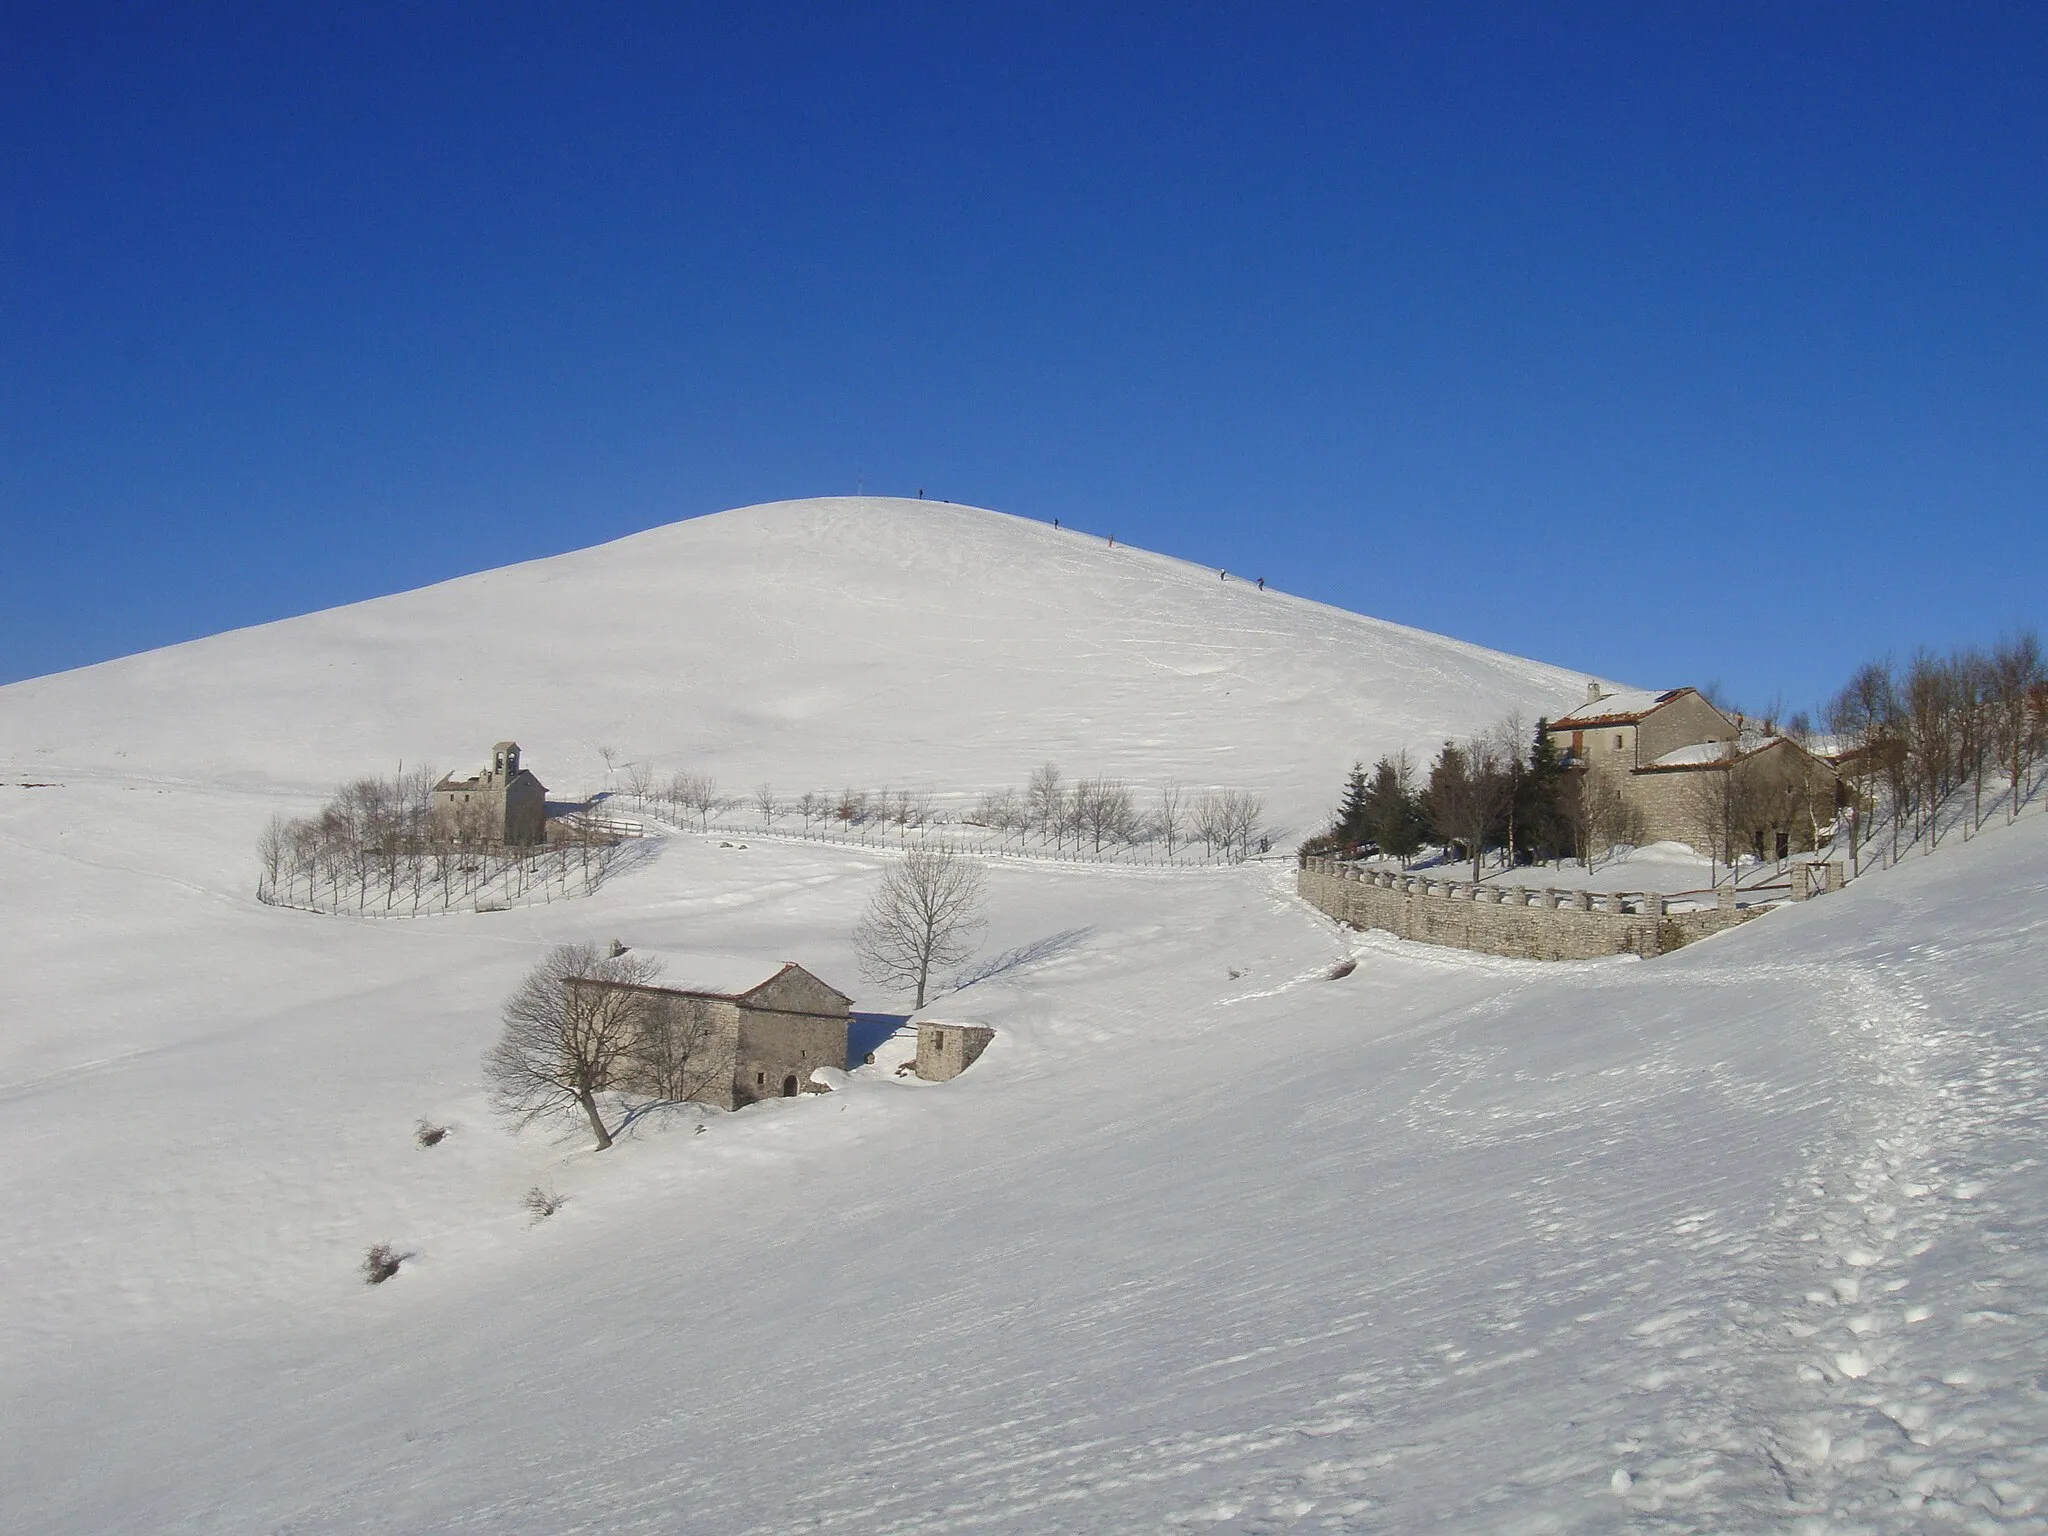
[[0, 496, 1583, 826], [2, 498, 2044, 1533]]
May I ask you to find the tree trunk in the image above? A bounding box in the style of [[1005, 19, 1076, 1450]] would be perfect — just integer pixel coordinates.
[[577, 1089, 614, 1150]]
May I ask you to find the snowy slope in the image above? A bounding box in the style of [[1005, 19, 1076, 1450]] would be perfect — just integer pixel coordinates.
[[0, 496, 1584, 827], [2, 500, 2045, 1533]]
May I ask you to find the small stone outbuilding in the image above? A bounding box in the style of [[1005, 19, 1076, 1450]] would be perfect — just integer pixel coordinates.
[[914, 1022, 995, 1082], [432, 741, 547, 846], [576, 956, 854, 1111]]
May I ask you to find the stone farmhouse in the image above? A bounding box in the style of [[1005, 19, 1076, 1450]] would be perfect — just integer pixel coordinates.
[[575, 955, 854, 1111], [1546, 684, 1842, 860], [431, 741, 547, 846]]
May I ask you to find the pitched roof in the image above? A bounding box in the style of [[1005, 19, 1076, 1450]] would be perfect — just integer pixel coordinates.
[[1634, 735, 1833, 775], [1551, 687, 1694, 728], [611, 951, 854, 1005], [1645, 740, 1736, 768]]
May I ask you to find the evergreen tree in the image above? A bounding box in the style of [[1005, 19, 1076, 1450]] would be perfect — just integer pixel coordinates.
[[1364, 754, 1428, 862], [1517, 718, 1569, 864], [1335, 761, 1371, 847]]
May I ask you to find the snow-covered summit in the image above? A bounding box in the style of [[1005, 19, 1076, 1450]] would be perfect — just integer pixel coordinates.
[[0, 497, 1583, 825]]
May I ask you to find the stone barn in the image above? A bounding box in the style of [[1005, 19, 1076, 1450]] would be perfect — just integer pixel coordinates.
[[432, 741, 547, 846], [575, 956, 854, 1111]]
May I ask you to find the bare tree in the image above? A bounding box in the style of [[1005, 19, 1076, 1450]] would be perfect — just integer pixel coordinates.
[[1901, 652, 1959, 848], [484, 943, 662, 1150], [620, 993, 727, 1106], [1205, 789, 1265, 861], [1990, 631, 2044, 820], [853, 845, 988, 1008], [1827, 660, 1895, 874], [1193, 790, 1227, 859], [1486, 712, 1530, 864], [1157, 781, 1185, 858], [1681, 755, 1742, 883], [795, 789, 825, 832], [754, 783, 778, 829], [1075, 776, 1137, 853], [1027, 762, 1064, 841], [974, 785, 1022, 841], [667, 770, 719, 830], [256, 814, 289, 903], [1424, 737, 1515, 882]]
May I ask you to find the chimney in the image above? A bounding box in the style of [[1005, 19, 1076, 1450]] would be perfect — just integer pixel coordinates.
[[1585, 680, 1603, 705]]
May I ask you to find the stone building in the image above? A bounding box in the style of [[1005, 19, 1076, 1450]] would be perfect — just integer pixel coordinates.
[[1627, 735, 1842, 862], [1545, 684, 1840, 859], [431, 741, 547, 846], [914, 1022, 995, 1081], [575, 956, 854, 1111], [1546, 685, 1740, 780]]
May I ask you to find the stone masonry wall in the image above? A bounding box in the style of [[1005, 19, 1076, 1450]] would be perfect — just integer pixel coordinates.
[[1297, 858, 1768, 962]]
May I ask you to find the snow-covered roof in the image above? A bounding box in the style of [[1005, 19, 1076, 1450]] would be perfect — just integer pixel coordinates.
[[1646, 741, 1735, 768], [1552, 687, 1689, 726], [1637, 734, 1822, 773], [611, 950, 808, 999]]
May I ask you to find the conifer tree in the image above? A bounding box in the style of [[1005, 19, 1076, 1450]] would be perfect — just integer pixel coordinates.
[[1335, 762, 1371, 848], [1518, 719, 1569, 864], [1364, 754, 1428, 863]]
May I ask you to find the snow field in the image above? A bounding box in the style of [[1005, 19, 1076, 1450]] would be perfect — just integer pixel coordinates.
[[0, 497, 1586, 830], [3, 497, 2044, 1532], [4, 768, 2045, 1531]]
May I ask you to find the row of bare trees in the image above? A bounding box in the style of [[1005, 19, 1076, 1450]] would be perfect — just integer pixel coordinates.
[[615, 761, 1268, 863], [256, 768, 623, 915], [1826, 633, 2047, 871], [972, 765, 1265, 860]]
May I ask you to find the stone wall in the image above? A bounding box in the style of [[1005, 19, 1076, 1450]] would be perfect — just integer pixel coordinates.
[[1297, 858, 1773, 962], [735, 1007, 848, 1103], [1636, 691, 1738, 765]]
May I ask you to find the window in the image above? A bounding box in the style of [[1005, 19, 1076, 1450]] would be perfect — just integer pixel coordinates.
[[755, 1071, 765, 1087], [1613, 734, 1624, 751]]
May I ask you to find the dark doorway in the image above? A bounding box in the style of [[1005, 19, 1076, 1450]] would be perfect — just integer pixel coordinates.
[[782, 1075, 798, 1097], [1775, 831, 1790, 861]]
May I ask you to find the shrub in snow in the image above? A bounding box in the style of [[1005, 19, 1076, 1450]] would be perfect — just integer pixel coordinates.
[[363, 1243, 403, 1285], [524, 1184, 567, 1222], [415, 1120, 448, 1147]]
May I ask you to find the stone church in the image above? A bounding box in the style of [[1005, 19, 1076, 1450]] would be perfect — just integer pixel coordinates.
[[431, 741, 547, 846]]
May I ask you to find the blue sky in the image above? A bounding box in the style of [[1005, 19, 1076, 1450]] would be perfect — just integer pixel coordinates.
[[4, 4, 2043, 714]]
